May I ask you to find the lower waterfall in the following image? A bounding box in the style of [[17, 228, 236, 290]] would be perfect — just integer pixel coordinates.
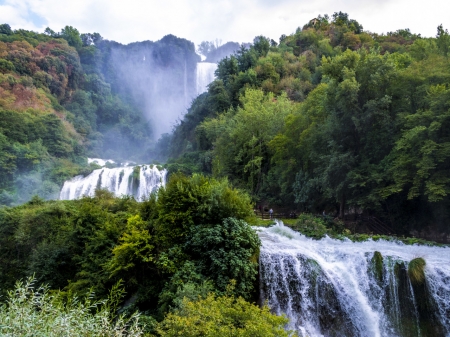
[[256, 221, 450, 337], [60, 163, 167, 200]]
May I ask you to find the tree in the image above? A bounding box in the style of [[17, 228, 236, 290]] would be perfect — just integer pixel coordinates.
[[157, 292, 296, 337], [60, 25, 82, 49], [184, 218, 260, 298], [0, 23, 12, 35], [199, 89, 295, 194], [153, 173, 253, 248], [44, 27, 56, 37], [197, 41, 216, 57], [436, 24, 450, 56], [253, 36, 270, 57], [385, 84, 450, 202]]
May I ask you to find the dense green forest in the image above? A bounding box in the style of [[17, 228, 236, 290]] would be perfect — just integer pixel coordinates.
[[0, 174, 294, 335], [0, 23, 197, 205], [169, 13, 450, 236]]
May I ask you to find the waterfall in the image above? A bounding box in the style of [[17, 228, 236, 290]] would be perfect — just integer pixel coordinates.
[[60, 162, 167, 201], [257, 221, 450, 337], [196, 62, 217, 95], [184, 59, 188, 107]]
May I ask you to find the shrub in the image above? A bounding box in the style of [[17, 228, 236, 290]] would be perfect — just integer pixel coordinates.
[[0, 278, 145, 336], [184, 217, 260, 299], [154, 173, 254, 248], [157, 292, 296, 337], [291, 213, 328, 238]]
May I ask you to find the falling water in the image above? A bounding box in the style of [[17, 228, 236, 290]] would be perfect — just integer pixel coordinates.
[[196, 62, 217, 95], [257, 221, 450, 337], [60, 163, 167, 201]]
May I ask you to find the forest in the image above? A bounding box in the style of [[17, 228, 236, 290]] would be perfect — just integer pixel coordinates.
[[1, 11, 450, 336], [169, 13, 450, 237]]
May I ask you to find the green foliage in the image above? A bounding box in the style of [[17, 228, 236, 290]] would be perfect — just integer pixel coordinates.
[[154, 173, 254, 247], [408, 257, 426, 285], [169, 281, 215, 310], [0, 277, 145, 336], [157, 292, 296, 337], [199, 89, 296, 195], [168, 15, 450, 235], [184, 218, 260, 298], [0, 174, 257, 316], [108, 215, 154, 276], [290, 214, 329, 239], [60, 26, 82, 49], [0, 24, 13, 35]]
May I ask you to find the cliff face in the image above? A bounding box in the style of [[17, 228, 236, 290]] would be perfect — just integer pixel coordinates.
[[99, 34, 200, 137]]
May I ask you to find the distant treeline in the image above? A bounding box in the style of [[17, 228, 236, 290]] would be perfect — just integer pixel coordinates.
[[167, 13, 450, 235]]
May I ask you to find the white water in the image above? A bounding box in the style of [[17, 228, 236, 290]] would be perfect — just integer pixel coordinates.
[[60, 164, 167, 201], [87, 158, 115, 166], [257, 221, 450, 337], [196, 62, 217, 95]]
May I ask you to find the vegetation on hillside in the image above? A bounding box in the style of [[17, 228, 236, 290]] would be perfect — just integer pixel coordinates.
[[169, 13, 450, 235], [0, 174, 258, 318], [0, 23, 197, 205]]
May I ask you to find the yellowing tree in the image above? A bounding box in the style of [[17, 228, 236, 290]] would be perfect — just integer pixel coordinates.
[[157, 293, 296, 337]]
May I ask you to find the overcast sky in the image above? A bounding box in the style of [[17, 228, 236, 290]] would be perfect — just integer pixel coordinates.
[[0, 0, 449, 46]]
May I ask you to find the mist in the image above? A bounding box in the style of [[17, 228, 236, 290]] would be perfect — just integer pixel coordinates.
[[103, 35, 200, 140]]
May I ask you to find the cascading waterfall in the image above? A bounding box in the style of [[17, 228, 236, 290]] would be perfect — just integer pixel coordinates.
[[60, 161, 167, 201], [196, 62, 217, 95], [257, 221, 450, 337]]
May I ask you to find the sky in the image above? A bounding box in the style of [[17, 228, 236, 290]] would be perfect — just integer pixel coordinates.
[[0, 0, 449, 46]]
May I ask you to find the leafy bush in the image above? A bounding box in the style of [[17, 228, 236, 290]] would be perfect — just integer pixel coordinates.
[[157, 291, 296, 337], [290, 213, 329, 238], [0, 278, 145, 336], [154, 173, 254, 248], [184, 217, 260, 299]]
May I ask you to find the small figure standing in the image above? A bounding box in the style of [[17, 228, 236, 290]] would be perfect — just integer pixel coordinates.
[[269, 208, 273, 219], [323, 210, 326, 216]]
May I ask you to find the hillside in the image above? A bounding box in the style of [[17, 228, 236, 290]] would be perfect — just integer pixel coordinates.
[[0, 24, 197, 205], [168, 13, 450, 237]]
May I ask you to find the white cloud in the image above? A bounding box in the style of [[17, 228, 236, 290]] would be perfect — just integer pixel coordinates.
[[0, 0, 449, 45]]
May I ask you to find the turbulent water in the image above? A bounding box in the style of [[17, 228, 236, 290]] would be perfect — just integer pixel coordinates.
[[257, 221, 450, 337], [60, 163, 167, 200], [196, 62, 217, 95]]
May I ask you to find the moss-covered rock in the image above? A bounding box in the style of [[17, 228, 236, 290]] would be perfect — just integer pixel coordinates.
[[408, 257, 426, 285], [371, 251, 384, 283]]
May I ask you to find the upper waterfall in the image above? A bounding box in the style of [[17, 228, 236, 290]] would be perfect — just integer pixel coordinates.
[[60, 161, 167, 201], [196, 62, 217, 95], [257, 221, 450, 337]]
